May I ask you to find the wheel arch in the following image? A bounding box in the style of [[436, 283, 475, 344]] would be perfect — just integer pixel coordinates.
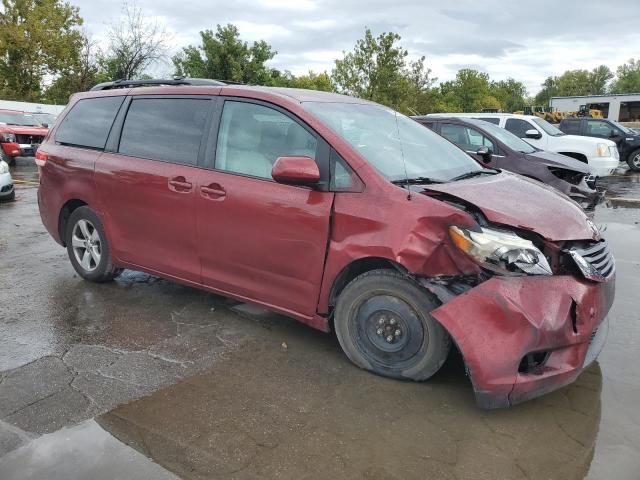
[[328, 257, 409, 309], [58, 199, 88, 246], [557, 151, 588, 163]]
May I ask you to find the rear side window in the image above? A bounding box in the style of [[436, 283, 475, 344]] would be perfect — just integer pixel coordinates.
[[473, 117, 500, 125], [119, 98, 210, 165], [505, 118, 532, 138], [561, 120, 581, 135], [55, 96, 124, 149]]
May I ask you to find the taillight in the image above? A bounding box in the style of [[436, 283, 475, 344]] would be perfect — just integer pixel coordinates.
[[35, 149, 48, 167]]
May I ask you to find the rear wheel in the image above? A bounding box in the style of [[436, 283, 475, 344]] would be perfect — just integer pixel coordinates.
[[65, 206, 122, 282], [627, 149, 640, 172], [334, 269, 451, 381]]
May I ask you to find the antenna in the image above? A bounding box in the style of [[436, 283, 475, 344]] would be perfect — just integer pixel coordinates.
[[393, 111, 412, 200]]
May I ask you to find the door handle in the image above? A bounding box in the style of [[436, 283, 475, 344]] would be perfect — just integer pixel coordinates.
[[200, 183, 226, 200], [168, 176, 193, 192]]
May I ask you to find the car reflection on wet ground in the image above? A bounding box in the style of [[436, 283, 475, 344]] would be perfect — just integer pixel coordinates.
[[0, 158, 639, 479]]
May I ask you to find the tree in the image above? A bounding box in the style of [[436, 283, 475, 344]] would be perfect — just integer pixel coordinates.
[[535, 66, 613, 105], [272, 70, 333, 91], [589, 65, 613, 94], [331, 29, 435, 113], [0, 0, 83, 101], [438, 69, 492, 112], [173, 24, 277, 84], [490, 78, 527, 112], [98, 3, 168, 80], [611, 59, 640, 93], [43, 34, 103, 104]]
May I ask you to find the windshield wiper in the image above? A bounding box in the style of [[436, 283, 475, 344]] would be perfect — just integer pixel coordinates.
[[450, 169, 499, 181], [391, 176, 444, 185]]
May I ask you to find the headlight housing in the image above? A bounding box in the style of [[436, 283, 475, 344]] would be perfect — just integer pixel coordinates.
[[1, 133, 16, 143], [0, 161, 8, 174], [449, 226, 552, 276], [596, 143, 612, 157]]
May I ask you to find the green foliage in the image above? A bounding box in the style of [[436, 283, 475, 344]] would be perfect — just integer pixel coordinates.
[[0, 0, 83, 101], [611, 59, 640, 93], [331, 29, 435, 113], [271, 70, 333, 91], [534, 65, 614, 105], [173, 24, 278, 84], [489, 78, 528, 112]]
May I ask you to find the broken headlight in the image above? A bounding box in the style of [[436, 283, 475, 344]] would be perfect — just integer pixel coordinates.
[[449, 226, 552, 276]]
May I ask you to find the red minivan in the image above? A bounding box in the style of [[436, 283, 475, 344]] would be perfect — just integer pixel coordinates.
[[37, 79, 615, 408]]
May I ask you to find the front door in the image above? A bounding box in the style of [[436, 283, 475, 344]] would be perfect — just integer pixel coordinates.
[[95, 96, 214, 283], [196, 99, 334, 317]]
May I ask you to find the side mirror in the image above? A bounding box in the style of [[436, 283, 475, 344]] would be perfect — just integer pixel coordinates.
[[476, 146, 492, 164], [271, 156, 320, 186], [41, 123, 49, 128], [525, 129, 542, 139]]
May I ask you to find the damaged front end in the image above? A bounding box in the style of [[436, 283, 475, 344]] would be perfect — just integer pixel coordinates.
[[419, 227, 615, 409]]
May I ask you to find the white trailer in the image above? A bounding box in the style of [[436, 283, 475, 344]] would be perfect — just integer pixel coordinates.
[[0, 99, 65, 115]]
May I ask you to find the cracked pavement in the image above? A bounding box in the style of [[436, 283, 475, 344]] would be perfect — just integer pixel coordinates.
[[1, 161, 640, 479]]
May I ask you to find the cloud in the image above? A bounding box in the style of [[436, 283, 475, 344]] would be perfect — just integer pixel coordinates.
[[71, 0, 640, 93]]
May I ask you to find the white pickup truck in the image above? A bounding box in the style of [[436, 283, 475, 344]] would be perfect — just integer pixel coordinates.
[[427, 113, 620, 177]]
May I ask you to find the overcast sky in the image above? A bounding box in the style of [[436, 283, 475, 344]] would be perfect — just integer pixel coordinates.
[[72, 0, 640, 95]]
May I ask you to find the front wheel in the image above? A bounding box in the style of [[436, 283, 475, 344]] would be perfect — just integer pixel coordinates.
[[65, 206, 122, 282], [627, 149, 640, 172], [334, 269, 451, 381]]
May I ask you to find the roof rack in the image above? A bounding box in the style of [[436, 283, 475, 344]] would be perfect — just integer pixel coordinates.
[[89, 77, 228, 91]]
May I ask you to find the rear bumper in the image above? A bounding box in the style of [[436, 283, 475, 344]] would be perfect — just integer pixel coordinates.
[[430, 275, 615, 409]]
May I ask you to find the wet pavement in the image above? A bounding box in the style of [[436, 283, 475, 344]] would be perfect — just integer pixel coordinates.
[[1, 157, 639, 479]]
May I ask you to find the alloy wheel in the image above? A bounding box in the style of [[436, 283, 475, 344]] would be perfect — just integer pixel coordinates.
[[71, 219, 102, 272]]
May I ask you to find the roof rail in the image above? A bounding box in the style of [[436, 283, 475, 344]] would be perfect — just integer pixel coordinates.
[[89, 77, 228, 91]]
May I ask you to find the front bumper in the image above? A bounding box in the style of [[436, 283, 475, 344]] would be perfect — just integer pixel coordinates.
[[566, 175, 603, 210], [586, 155, 619, 177], [430, 274, 615, 409]]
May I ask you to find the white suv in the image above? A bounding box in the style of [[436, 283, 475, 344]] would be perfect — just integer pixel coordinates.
[[427, 113, 620, 177], [0, 160, 14, 201]]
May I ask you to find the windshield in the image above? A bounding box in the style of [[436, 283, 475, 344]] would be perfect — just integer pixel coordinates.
[[611, 120, 634, 134], [532, 118, 564, 136], [468, 119, 537, 153], [0, 111, 41, 127], [303, 102, 481, 182], [34, 113, 56, 125]]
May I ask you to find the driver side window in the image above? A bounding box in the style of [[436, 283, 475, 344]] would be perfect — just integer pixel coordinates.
[[440, 123, 495, 153], [505, 118, 532, 138], [215, 101, 318, 179]]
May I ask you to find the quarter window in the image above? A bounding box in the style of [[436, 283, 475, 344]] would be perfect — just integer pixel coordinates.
[[118, 98, 211, 165], [215, 101, 318, 179], [56, 96, 125, 149], [505, 118, 533, 138]]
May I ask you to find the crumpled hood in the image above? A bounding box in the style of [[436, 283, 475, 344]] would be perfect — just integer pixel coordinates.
[[526, 150, 591, 174], [423, 172, 598, 241], [0, 124, 48, 136]]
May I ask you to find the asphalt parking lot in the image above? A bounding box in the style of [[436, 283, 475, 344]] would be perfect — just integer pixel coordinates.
[[1, 158, 639, 480]]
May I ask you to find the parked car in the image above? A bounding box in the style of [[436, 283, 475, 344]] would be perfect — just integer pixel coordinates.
[[31, 112, 58, 129], [427, 113, 620, 177], [0, 160, 15, 201], [37, 78, 614, 409], [0, 109, 48, 166], [413, 116, 600, 209], [559, 117, 640, 171]]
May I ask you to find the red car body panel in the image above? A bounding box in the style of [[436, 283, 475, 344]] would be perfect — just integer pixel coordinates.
[[0, 117, 48, 158], [37, 85, 616, 408], [423, 172, 596, 241], [432, 275, 614, 408]]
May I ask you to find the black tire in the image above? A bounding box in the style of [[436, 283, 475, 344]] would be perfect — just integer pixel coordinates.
[[334, 269, 451, 381], [5, 190, 15, 202], [65, 206, 122, 282], [627, 149, 640, 172]]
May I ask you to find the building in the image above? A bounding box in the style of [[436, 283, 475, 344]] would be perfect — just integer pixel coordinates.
[[0, 99, 65, 115], [549, 93, 640, 122]]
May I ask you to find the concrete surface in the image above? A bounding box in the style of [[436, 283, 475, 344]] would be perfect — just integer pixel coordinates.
[[1, 157, 639, 479]]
